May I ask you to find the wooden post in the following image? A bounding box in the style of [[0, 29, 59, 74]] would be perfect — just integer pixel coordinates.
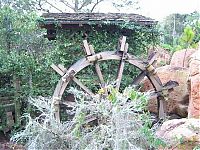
[[13, 75, 21, 125]]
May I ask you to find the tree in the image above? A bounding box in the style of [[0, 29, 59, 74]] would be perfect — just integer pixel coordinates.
[[161, 13, 187, 46], [180, 26, 195, 48], [36, 0, 138, 13], [159, 11, 200, 49]]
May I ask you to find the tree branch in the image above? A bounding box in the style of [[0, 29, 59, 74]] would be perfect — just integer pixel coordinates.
[[59, 0, 75, 12], [90, 0, 104, 12], [44, 0, 63, 13], [78, 0, 92, 11], [36, 0, 50, 13]]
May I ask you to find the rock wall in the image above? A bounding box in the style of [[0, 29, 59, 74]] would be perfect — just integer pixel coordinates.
[[188, 49, 200, 118], [170, 49, 196, 68], [156, 118, 200, 150]]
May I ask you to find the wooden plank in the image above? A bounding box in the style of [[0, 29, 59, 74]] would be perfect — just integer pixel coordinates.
[[51, 64, 64, 76], [89, 45, 105, 87], [147, 74, 166, 119], [83, 40, 92, 56], [94, 64, 105, 87], [60, 81, 69, 97], [148, 52, 158, 67], [132, 71, 146, 85], [72, 77, 94, 96], [116, 43, 128, 90], [58, 64, 66, 72], [62, 101, 76, 107], [119, 36, 126, 52], [89, 45, 95, 54], [84, 115, 97, 124], [158, 97, 167, 119]]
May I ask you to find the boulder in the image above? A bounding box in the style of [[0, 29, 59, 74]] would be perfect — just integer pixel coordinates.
[[188, 49, 200, 118], [140, 65, 189, 117], [156, 118, 200, 150], [170, 49, 196, 68]]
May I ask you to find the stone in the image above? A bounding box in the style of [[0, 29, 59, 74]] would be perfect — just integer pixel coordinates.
[[140, 65, 189, 117], [170, 49, 196, 68], [188, 49, 200, 118], [156, 118, 200, 150]]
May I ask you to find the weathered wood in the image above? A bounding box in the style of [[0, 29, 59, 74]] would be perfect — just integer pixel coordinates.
[[116, 43, 128, 90], [89, 45, 105, 88], [119, 36, 126, 52], [52, 46, 167, 121], [53, 51, 148, 100], [13, 76, 21, 125], [147, 70, 166, 119], [73, 77, 95, 96], [83, 40, 92, 56], [132, 71, 146, 85], [62, 101, 76, 107], [58, 64, 66, 72], [51, 64, 65, 76], [52, 79, 63, 122]]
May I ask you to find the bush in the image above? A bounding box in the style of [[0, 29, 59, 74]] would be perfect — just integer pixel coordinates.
[[11, 86, 165, 150]]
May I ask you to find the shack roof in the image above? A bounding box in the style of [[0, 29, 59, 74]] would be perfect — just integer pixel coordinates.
[[40, 13, 157, 27]]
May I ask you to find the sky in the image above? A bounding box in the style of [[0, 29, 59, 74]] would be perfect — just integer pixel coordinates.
[[96, 0, 200, 21], [46, 0, 200, 21], [138, 0, 200, 20]]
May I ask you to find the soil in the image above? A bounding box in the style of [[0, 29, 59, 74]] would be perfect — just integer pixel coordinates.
[[0, 132, 25, 150]]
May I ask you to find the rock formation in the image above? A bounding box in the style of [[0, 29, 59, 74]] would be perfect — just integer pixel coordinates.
[[141, 65, 189, 118], [156, 118, 200, 150], [188, 48, 200, 118], [170, 49, 196, 68]]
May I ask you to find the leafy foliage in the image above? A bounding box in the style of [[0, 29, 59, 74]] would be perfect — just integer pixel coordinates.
[[11, 87, 165, 150], [180, 26, 195, 48], [159, 11, 200, 52], [0, 0, 157, 132]]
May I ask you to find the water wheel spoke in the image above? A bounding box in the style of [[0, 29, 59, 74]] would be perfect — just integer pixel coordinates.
[[94, 63, 105, 87], [132, 71, 146, 85], [148, 51, 158, 65], [88, 45, 105, 87], [116, 58, 125, 90], [72, 77, 95, 96], [52, 36, 168, 121], [116, 41, 128, 90]]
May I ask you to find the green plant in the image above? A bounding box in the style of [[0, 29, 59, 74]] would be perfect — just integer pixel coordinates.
[[180, 26, 195, 48], [11, 86, 165, 150]]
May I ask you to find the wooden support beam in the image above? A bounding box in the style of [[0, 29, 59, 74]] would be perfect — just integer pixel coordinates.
[[58, 64, 66, 72], [89, 45, 105, 88], [132, 71, 146, 85], [116, 43, 128, 90], [83, 40, 92, 56], [51, 64, 65, 76], [119, 36, 126, 52], [73, 77, 95, 96]]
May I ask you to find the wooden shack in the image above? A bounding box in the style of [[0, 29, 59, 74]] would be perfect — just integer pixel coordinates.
[[39, 13, 157, 40]]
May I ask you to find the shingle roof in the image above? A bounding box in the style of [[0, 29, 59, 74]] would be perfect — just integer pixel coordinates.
[[40, 13, 157, 27]]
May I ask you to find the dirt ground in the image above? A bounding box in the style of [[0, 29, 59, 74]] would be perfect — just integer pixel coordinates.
[[0, 132, 24, 150]]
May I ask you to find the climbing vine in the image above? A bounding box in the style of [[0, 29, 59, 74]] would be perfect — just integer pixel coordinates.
[[0, 5, 159, 131]]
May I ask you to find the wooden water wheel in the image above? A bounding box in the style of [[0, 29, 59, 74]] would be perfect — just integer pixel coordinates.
[[51, 36, 177, 122]]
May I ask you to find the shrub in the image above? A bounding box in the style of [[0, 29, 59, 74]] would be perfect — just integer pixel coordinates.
[[11, 86, 165, 150]]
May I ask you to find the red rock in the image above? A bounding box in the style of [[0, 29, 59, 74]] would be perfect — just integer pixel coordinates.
[[170, 49, 196, 68], [156, 118, 200, 150], [140, 65, 189, 117], [188, 50, 200, 118]]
